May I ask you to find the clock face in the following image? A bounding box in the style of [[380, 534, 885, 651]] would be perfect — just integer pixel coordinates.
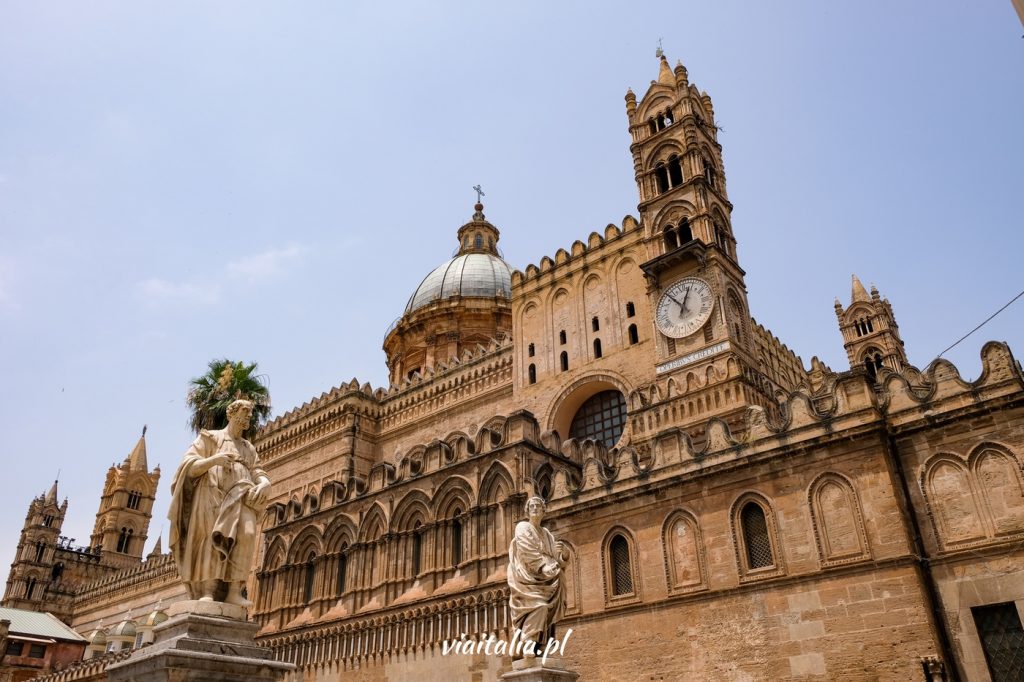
[[656, 277, 714, 338]]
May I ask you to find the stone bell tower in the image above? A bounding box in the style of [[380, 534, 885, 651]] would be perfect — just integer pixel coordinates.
[[90, 427, 161, 568], [628, 53, 792, 427], [835, 275, 908, 379], [2, 480, 68, 613]]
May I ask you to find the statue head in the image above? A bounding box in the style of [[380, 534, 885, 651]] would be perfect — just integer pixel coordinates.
[[226, 399, 254, 428], [525, 495, 546, 522]]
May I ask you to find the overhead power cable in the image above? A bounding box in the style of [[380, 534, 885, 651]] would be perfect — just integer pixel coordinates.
[[936, 288, 1024, 359]]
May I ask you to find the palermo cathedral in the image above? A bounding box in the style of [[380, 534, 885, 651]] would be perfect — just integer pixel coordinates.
[[5, 55, 1024, 682]]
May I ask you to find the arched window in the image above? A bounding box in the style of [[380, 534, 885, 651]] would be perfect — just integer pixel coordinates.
[[609, 535, 633, 596], [474, 234, 483, 249], [116, 528, 133, 553], [654, 164, 669, 194], [536, 469, 552, 500], [51, 563, 64, 582], [303, 552, 317, 603], [664, 225, 678, 250], [560, 351, 569, 372], [678, 218, 693, 244], [648, 119, 657, 136], [559, 330, 566, 345], [411, 522, 422, 576], [35, 542, 45, 562], [628, 324, 639, 345], [127, 491, 142, 510], [451, 514, 463, 566], [593, 338, 602, 359], [626, 302, 635, 318], [528, 343, 535, 357], [703, 158, 717, 188], [740, 503, 774, 569], [570, 390, 627, 448], [26, 577, 37, 600], [664, 109, 674, 126], [528, 363, 537, 384], [336, 546, 348, 595], [667, 155, 683, 187], [592, 316, 600, 332], [864, 351, 884, 381]]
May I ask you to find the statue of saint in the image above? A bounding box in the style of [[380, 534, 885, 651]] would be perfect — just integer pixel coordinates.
[[507, 496, 567, 657], [168, 399, 271, 607]]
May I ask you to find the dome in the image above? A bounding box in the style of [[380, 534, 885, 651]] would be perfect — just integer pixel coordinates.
[[142, 606, 167, 627], [110, 617, 136, 638], [404, 253, 512, 315]]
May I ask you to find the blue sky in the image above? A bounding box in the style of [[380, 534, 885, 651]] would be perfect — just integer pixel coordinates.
[[1, 3, 1022, 576]]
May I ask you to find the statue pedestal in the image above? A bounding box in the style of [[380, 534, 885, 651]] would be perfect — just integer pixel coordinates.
[[501, 656, 580, 682], [107, 600, 295, 682]]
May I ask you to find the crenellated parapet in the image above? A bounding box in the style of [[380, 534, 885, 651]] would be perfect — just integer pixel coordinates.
[[750, 318, 808, 394], [511, 217, 641, 290], [72, 553, 177, 608]]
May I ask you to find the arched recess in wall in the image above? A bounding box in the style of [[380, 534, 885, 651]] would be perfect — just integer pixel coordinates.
[[480, 462, 514, 559], [807, 473, 870, 567], [546, 371, 632, 450], [969, 443, 1024, 537], [559, 540, 582, 616], [920, 454, 987, 549], [661, 510, 708, 594]]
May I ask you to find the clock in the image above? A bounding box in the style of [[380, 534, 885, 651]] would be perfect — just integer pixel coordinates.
[[655, 277, 714, 338]]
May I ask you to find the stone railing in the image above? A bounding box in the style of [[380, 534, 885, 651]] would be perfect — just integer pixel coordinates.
[[261, 588, 510, 672]]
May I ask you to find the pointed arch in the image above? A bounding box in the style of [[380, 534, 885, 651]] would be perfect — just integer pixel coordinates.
[[480, 462, 514, 506], [262, 537, 287, 571], [357, 503, 389, 543], [662, 510, 708, 593], [807, 473, 870, 566], [287, 526, 324, 564], [968, 443, 1024, 537], [730, 492, 785, 580], [601, 526, 641, 605], [921, 453, 987, 548], [323, 515, 358, 554], [433, 476, 474, 520], [391, 490, 432, 533]]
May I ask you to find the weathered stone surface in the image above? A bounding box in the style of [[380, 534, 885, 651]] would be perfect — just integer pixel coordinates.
[[106, 612, 294, 682]]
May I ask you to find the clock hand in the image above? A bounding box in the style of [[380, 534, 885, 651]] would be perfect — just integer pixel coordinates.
[[679, 287, 691, 315]]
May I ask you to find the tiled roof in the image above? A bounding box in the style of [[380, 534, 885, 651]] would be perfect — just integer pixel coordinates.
[[0, 607, 86, 642]]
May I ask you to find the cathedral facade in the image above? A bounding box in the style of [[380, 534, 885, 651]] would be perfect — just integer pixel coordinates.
[[8, 56, 1024, 682]]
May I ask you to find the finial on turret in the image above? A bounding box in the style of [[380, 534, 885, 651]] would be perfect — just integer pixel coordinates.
[[655, 38, 664, 59]]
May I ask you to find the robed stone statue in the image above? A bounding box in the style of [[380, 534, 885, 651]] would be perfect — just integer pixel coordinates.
[[169, 399, 271, 607], [507, 496, 567, 657]]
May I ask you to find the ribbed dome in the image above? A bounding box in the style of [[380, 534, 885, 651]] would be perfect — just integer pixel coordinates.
[[404, 253, 512, 315], [110, 617, 136, 637]]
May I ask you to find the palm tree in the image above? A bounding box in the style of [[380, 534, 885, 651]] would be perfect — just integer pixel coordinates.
[[186, 359, 271, 435]]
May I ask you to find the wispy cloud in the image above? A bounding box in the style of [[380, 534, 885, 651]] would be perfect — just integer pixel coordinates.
[[226, 244, 304, 283], [136, 243, 306, 306]]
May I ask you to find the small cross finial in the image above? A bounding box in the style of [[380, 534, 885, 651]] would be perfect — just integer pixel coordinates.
[[142, 424, 147, 437], [655, 38, 664, 59], [473, 185, 485, 203]]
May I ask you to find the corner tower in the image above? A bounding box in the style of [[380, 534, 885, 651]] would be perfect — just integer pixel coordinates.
[[2, 480, 68, 612], [835, 275, 907, 379], [89, 428, 160, 567]]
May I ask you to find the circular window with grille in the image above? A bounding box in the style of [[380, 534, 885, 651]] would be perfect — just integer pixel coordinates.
[[569, 390, 627, 449]]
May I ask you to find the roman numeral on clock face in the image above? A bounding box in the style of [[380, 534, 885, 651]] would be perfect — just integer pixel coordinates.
[[655, 277, 714, 339]]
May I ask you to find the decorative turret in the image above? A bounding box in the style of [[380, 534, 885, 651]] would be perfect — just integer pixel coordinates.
[[835, 275, 908, 379]]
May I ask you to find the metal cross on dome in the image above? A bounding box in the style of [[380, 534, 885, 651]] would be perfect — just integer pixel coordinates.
[[473, 185, 485, 203]]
